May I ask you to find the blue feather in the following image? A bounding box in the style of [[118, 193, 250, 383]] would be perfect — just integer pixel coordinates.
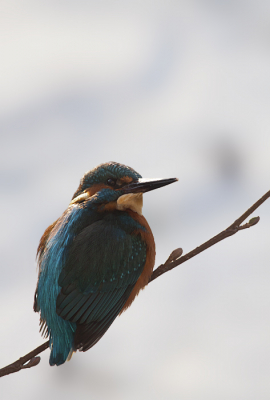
[[36, 206, 85, 365]]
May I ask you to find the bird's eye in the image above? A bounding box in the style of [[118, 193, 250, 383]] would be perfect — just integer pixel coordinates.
[[107, 178, 117, 187]]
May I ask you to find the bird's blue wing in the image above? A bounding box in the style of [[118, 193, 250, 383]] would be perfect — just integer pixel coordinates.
[[56, 219, 147, 351]]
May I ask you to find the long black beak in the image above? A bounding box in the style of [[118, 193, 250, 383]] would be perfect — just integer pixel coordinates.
[[122, 177, 178, 194]]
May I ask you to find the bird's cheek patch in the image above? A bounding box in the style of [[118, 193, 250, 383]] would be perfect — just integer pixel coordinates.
[[69, 192, 90, 205], [120, 176, 133, 184], [116, 193, 143, 215], [70, 184, 109, 205]]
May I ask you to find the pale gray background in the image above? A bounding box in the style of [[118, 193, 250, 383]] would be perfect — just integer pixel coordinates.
[[1, 1, 270, 399]]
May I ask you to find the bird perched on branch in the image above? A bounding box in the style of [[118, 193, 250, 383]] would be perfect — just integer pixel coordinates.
[[34, 162, 177, 366]]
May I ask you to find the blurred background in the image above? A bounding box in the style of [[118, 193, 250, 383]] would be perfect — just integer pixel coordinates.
[[1, 1, 270, 399]]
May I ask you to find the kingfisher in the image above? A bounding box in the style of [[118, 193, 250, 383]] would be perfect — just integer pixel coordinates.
[[34, 162, 177, 366]]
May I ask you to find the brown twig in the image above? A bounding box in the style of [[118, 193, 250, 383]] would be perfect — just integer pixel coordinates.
[[0, 189, 269, 378], [0, 341, 49, 377], [150, 190, 270, 282]]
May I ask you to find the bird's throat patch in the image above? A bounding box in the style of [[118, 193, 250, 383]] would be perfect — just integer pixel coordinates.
[[116, 193, 143, 215]]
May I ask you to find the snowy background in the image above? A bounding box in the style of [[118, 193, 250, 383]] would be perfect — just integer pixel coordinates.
[[1, 1, 270, 399]]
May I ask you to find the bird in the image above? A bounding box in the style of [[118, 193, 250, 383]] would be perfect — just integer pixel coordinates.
[[34, 161, 177, 366]]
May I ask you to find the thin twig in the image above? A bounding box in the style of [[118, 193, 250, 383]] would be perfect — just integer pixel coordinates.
[[0, 189, 269, 377], [150, 191, 270, 282], [0, 341, 49, 377]]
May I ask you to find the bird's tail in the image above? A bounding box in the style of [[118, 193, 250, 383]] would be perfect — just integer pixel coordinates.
[[49, 333, 75, 366]]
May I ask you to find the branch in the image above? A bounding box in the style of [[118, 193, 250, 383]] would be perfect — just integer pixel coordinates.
[[150, 189, 270, 282], [0, 341, 49, 377], [0, 189, 269, 378]]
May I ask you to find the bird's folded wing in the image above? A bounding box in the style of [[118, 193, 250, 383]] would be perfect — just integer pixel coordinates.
[[56, 219, 147, 351]]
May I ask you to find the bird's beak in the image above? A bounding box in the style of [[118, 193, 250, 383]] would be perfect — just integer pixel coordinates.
[[122, 177, 178, 194]]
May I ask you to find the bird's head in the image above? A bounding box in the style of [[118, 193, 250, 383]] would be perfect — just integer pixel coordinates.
[[70, 162, 177, 215]]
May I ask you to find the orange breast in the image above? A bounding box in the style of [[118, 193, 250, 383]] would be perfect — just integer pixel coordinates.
[[120, 211, 156, 312]]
